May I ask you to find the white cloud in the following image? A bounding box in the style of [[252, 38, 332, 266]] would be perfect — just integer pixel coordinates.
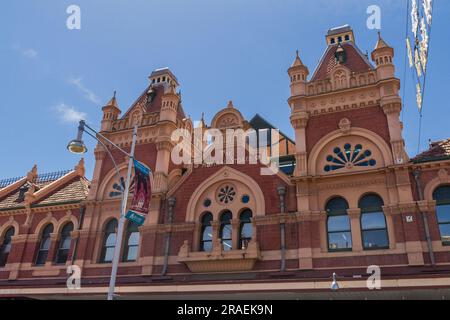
[[68, 77, 101, 104], [54, 103, 87, 123], [21, 48, 38, 59], [12, 44, 38, 59]]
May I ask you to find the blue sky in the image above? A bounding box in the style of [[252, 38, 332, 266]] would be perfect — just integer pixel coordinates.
[[1, 0, 449, 179]]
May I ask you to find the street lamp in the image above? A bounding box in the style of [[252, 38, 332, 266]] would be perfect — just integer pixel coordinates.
[[331, 272, 339, 291], [67, 119, 138, 300]]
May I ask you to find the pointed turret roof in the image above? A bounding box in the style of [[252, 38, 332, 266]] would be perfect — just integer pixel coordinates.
[[291, 50, 304, 68], [105, 91, 120, 109], [374, 32, 391, 50]]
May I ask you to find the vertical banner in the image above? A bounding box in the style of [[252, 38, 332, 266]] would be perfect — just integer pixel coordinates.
[[125, 159, 151, 225]]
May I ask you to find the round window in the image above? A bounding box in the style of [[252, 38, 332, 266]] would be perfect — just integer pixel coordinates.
[[217, 185, 236, 204], [241, 195, 250, 204]]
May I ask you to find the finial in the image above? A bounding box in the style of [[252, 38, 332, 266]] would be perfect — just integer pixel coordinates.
[[296, 50, 299, 58], [113, 90, 116, 98], [26, 164, 38, 182], [377, 31, 381, 39], [227, 100, 234, 108], [201, 112, 205, 122]]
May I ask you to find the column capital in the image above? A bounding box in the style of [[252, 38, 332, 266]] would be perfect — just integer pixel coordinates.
[[156, 140, 174, 152], [347, 208, 361, 219], [290, 112, 309, 129], [382, 102, 402, 115]]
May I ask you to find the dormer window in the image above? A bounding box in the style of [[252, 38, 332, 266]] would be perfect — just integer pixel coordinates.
[[338, 36, 342, 43], [345, 34, 350, 41], [335, 45, 347, 64], [330, 38, 336, 45]]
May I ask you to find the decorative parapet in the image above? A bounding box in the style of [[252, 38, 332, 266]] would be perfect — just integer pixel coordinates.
[[177, 239, 261, 273]]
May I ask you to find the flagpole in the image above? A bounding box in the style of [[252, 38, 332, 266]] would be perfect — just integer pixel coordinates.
[[107, 124, 138, 300]]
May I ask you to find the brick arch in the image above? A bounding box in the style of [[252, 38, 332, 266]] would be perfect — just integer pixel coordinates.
[[210, 107, 244, 129], [308, 127, 393, 175], [0, 220, 19, 239], [34, 216, 57, 237], [55, 215, 79, 236], [97, 163, 128, 201], [185, 166, 265, 222], [424, 174, 450, 201]]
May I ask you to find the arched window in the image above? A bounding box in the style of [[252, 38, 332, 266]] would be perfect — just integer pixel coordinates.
[[122, 221, 140, 262], [100, 219, 118, 263], [55, 222, 74, 264], [359, 194, 389, 250], [220, 211, 233, 251], [326, 197, 352, 251], [0, 227, 15, 267], [433, 186, 450, 246], [35, 224, 54, 266], [239, 209, 253, 250], [200, 213, 213, 252]]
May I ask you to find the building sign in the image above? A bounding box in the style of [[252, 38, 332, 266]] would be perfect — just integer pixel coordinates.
[[125, 159, 151, 225]]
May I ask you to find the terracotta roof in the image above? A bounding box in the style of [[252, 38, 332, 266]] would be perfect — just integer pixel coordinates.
[[122, 84, 186, 121], [311, 42, 374, 81], [37, 177, 89, 207], [0, 172, 89, 211], [412, 139, 450, 163]]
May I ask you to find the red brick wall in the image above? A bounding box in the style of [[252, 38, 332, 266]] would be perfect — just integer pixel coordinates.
[[170, 164, 296, 223], [306, 106, 390, 154]]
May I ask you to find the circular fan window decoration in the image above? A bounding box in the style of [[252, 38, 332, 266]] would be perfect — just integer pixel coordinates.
[[324, 143, 376, 172], [217, 185, 236, 204]]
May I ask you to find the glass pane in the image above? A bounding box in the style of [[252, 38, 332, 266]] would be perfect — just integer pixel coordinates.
[[327, 215, 350, 232], [202, 226, 212, 241], [222, 239, 232, 251], [436, 205, 450, 223], [128, 232, 139, 246], [61, 237, 71, 250], [221, 224, 232, 240], [61, 223, 74, 237], [36, 250, 48, 265], [202, 241, 212, 252], [4, 243, 11, 254], [326, 197, 349, 213], [361, 212, 386, 230], [363, 229, 389, 249], [438, 224, 450, 244], [41, 237, 51, 250], [104, 247, 114, 262], [56, 249, 69, 264], [106, 233, 117, 247], [240, 223, 252, 239], [126, 245, 138, 261], [0, 251, 9, 267], [328, 232, 352, 250]]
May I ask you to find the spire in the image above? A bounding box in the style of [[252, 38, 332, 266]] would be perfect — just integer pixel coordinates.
[[105, 91, 120, 109], [291, 50, 304, 67], [374, 31, 390, 50]]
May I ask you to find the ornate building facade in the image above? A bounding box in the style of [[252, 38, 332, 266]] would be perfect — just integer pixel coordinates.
[[1, 25, 450, 299]]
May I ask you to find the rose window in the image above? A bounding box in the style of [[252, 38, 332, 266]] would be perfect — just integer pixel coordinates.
[[324, 143, 376, 172], [217, 185, 236, 204]]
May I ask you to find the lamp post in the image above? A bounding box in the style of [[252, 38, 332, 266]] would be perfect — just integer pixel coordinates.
[[67, 120, 138, 300]]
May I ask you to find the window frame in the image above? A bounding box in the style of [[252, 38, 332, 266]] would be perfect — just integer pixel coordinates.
[[55, 222, 74, 265], [359, 194, 389, 251], [0, 227, 15, 267], [238, 209, 253, 250], [122, 221, 140, 262], [35, 224, 54, 266], [433, 186, 450, 246], [219, 211, 233, 251], [326, 197, 352, 252], [200, 212, 213, 252], [100, 219, 118, 263]]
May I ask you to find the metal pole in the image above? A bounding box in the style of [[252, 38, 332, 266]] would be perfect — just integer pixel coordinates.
[[107, 125, 138, 300]]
